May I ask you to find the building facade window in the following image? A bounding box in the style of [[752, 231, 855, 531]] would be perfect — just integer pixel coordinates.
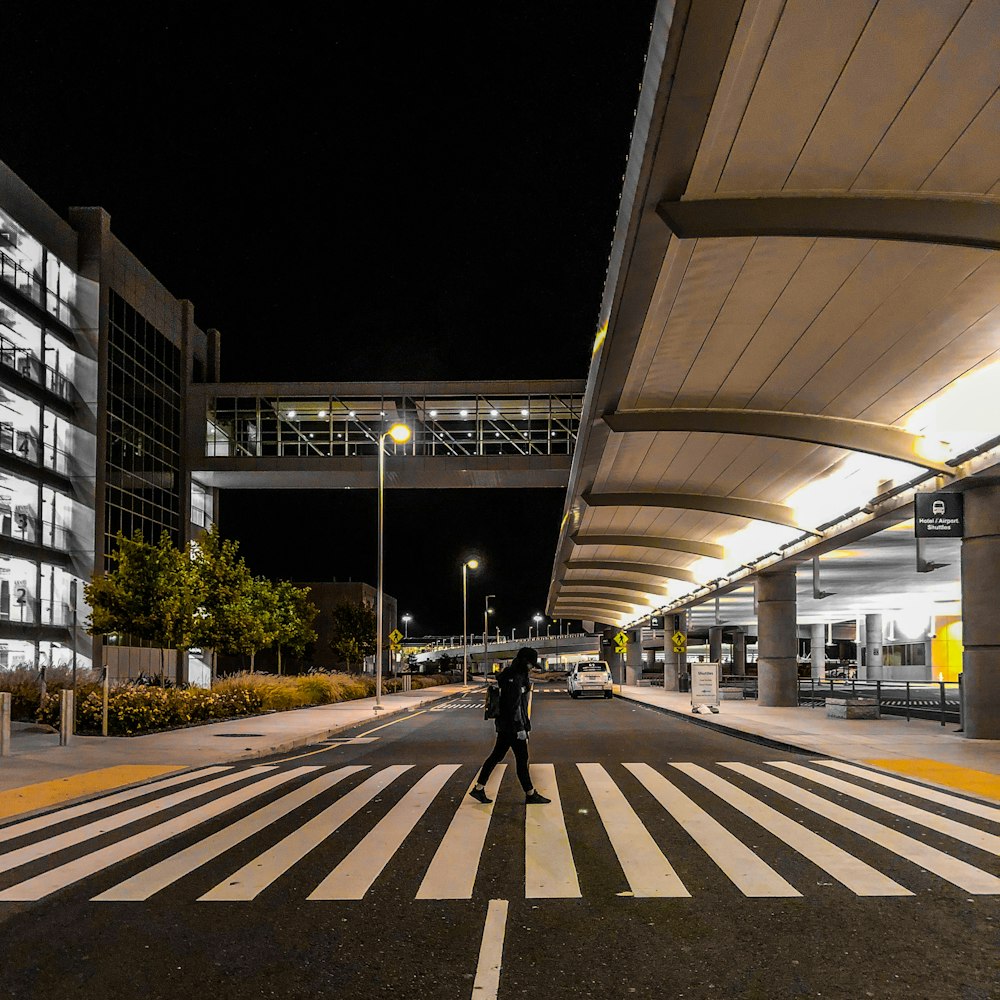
[[105, 291, 181, 553]]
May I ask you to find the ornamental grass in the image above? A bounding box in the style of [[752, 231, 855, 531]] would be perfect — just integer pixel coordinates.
[[9, 669, 450, 737]]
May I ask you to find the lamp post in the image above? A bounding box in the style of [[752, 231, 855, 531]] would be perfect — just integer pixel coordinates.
[[376, 422, 411, 711], [533, 613, 543, 640], [402, 613, 412, 639], [483, 595, 495, 675], [462, 558, 479, 686]]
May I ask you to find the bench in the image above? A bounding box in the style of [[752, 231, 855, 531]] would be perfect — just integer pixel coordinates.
[[825, 696, 879, 720], [719, 686, 745, 701]]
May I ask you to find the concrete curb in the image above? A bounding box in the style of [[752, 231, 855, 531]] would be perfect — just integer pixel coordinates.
[[614, 690, 826, 757], [227, 686, 470, 762], [0, 686, 470, 827]]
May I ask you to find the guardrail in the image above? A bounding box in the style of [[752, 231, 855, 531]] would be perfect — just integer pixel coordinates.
[[797, 678, 959, 726], [422, 632, 593, 653]]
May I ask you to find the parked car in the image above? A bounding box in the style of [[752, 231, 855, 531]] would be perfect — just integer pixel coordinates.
[[567, 661, 613, 699]]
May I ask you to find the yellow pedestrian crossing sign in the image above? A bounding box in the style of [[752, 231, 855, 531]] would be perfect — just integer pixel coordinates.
[[389, 628, 403, 651], [613, 630, 629, 655], [671, 630, 687, 653]]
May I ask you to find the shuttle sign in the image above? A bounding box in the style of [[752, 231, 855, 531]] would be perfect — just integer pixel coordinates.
[[914, 492, 963, 538]]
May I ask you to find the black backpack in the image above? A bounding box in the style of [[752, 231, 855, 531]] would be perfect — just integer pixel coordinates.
[[484, 683, 501, 720]]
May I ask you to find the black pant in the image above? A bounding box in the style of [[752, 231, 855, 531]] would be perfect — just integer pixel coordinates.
[[477, 729, 531, 792]]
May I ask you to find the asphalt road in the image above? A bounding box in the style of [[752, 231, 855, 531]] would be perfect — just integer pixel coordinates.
[[1, 686, 998, 1000]]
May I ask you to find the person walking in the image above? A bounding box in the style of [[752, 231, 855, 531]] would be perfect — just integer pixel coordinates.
[[470, 646, 550, 804]]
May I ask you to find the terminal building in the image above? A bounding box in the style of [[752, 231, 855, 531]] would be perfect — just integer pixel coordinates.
[[545, 0, 1000, 739], [0, 163, 215, 679]]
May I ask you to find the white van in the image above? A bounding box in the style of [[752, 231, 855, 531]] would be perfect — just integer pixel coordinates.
[[567, 660, 613, 699]]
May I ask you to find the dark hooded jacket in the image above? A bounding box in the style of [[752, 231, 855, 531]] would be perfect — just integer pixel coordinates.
[[494, 652, 534, 734]]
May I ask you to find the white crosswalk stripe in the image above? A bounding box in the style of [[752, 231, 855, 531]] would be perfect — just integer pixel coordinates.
[[625, 763, 799, 898], [416, 766, 506, 900], [200, 764, 412, 901], [93, 766, 368, 902], [722, 762, 1000, 895], [0, 766, 232, 845], [1, 759, 998, 904], [0, 765, 276, 878], [525, 763, 580, 898], [0, 767, 316, 902], [671, 763, 912, 897], [578, 763, 688, 897]]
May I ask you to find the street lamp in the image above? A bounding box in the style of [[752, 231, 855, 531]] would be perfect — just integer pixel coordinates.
[[533, 613, 543, 639], [376, 422, 411, 711], [462, 557, 480, 686], [401, 613, 412, 639], [483, 595, 495, 675]]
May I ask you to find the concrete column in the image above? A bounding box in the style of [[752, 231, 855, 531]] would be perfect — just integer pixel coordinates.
[[663, 612, 685, 691], [865, 614, 883, 680], [810, 623, 826, 680], [709, 626, 723, 667], [625, 628, 643, 686], [962, 483, 1000, 739], [733, 629, 746, 676], [756, 569, 798, 707]]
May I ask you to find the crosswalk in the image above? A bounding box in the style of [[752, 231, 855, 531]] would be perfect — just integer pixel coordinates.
[[0, 759, 997, 904]]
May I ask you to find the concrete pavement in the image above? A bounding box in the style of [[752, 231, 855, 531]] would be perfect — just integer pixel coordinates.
[[0, 682, 469, 818], [615, 684, 1000, 802]]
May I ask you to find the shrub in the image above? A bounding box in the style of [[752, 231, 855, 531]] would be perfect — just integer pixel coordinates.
[[27, 667, 452, 737]]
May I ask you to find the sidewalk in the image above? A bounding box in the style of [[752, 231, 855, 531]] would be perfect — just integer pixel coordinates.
[[615, 684, 1000, 802], [0, 682, 471, 818]]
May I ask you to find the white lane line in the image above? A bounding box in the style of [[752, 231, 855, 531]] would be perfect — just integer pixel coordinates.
[[0, 767, 320, 901], [310, 764, 461, 900], [625, 763, 798, 898], [671, 763, 911, 897], [201, 764, 412, 901], [416, 766, 506, 900], [812, 760, 1000, 823], [93, 766, 367, 901], [471, 899, 509, 1000], [723, 763, 1000, 895], [577, 764, 688, 897], [0, 767, 232, 844], [768, 762, 1000, 856], [525, 763, 580, 899], [0, 766, 275, 877]]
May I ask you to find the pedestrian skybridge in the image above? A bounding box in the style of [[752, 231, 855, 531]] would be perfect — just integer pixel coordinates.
[[187, 380, 583, 489]]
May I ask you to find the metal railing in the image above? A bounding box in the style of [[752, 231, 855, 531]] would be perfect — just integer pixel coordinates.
[[0, 338, 72, 401], [797, 677, 960, 726], [0, 250, 42, 306]]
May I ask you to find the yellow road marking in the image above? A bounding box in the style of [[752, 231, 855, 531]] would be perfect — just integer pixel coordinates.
[[275, 709, 431, 763], [359, 709, 429, 737], [863, 758, 1000, 803], [0, 765, 182, 821]]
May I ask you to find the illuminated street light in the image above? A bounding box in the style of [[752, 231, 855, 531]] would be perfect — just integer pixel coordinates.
[[532, 613, 543, 639], [401, 613, 413, 639], [376, 422, 411, 710], [462, 558, 480, 686]]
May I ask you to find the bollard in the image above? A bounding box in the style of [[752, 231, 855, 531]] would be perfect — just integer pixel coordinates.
[[59, 688, 74, 746], [101, 666, 109, 737], [0, 691, 10, 757]]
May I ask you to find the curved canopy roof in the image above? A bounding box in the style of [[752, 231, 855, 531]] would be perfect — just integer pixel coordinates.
[[549, 0, 1000, 626]]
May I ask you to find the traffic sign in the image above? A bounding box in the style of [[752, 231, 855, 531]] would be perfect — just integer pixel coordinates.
[[613, 630, 629, 655], [389, 628, 403, 650], [671, 630, 687, 653]]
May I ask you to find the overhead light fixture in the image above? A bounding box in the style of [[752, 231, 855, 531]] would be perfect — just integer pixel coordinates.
[[429, 409, 438, 418]]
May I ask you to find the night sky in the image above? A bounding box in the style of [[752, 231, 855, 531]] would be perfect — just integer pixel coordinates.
[[3, 3, 657, 635]]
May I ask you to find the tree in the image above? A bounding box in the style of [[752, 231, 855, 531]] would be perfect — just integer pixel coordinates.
[[272, 581, 318, 675], [328, 600, 376, 674], [191, 524, 255, 682], [86, 530, 204, 684], [235, 577, 280, 674]]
